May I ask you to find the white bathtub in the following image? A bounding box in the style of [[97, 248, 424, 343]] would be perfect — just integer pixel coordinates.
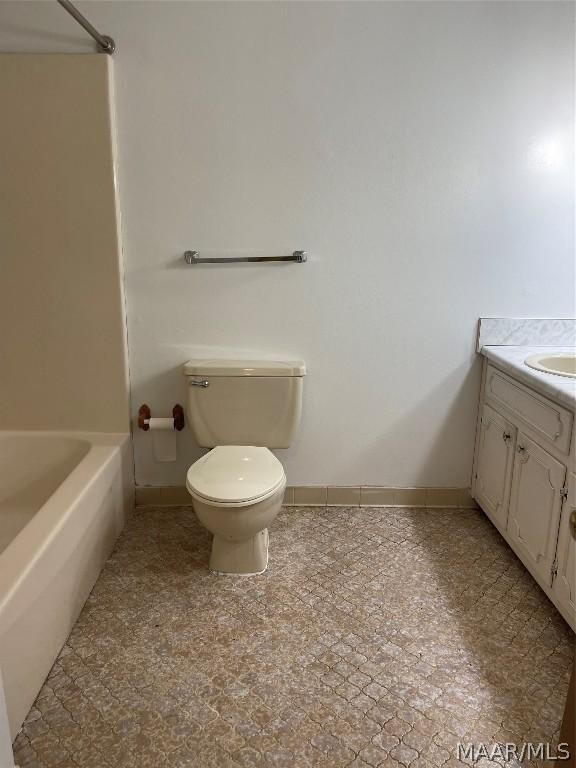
[[0, 431, 133, 739]]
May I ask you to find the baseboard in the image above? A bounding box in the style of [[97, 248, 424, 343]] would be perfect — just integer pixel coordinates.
[[135, 485, 479, 510], [135, 486, 192, 506]]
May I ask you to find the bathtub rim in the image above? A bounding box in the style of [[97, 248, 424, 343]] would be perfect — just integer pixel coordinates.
[[0, 430, 131, 616]]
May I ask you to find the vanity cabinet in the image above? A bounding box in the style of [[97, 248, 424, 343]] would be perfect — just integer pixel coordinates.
[[507, 433, 565, 588], [473, 362, 575, 630], [553, 473, 576, 621], [475, 405, 516, 531]]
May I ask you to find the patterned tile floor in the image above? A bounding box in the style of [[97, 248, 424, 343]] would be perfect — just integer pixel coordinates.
[[13, 506, 574, 768]]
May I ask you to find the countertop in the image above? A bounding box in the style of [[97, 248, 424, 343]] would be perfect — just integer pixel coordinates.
[[481, 345, 576, 410]]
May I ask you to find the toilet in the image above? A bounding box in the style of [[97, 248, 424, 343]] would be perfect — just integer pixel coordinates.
[[183, 359, 306, 575]]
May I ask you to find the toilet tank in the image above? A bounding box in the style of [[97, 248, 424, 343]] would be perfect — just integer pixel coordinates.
[[183, 360, 306, 448]]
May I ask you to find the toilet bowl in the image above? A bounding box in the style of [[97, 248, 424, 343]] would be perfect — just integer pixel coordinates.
[[183, 358, 305, 573], [186, 445, 286, 575]]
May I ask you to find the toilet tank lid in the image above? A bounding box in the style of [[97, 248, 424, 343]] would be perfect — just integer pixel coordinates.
[[183, 359, 306, 377]]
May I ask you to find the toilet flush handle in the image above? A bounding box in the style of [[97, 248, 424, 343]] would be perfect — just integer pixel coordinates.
[[190, 379, 210, 388]]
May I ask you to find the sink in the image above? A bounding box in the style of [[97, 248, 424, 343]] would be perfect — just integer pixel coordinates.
[[525, 353, 576, 378]]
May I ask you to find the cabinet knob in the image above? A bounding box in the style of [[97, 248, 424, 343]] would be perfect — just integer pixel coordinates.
[[503, 432, 512, 442], [517, 444, 527, 454], [570, 510, 576, 541]]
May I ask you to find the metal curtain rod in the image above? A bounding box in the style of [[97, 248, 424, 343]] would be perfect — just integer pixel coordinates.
[[184, 250, 307, 265], [56, 0, 115, 54]]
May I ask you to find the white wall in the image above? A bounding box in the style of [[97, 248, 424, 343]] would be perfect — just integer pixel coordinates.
[[1, 2, 574, 487], [0, 53, 130, 433]]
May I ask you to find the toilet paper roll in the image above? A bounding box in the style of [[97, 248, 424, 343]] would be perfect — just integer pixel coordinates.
[[147, 417, 177, 462], [147, 418, 175, 430]]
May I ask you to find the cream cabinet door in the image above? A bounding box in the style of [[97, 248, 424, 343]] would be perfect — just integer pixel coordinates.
[[553, 472, 576, 629], [475, 404, 516, 531], [507, 432, 566, 587]]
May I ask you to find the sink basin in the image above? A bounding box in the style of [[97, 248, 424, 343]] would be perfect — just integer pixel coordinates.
[[525, 353, 576, 379]]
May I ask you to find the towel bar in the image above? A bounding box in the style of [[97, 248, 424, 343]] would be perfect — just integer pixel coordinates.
[[183, 250, 307, 265]]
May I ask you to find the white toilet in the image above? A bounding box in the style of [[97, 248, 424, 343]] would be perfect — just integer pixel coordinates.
[[183, 359, 306, 575]]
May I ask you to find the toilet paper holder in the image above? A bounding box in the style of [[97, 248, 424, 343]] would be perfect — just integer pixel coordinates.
[[138, 404, 185, 431]]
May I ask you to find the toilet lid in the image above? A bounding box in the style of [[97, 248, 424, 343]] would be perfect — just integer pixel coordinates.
[[186, 446, 285, 504]]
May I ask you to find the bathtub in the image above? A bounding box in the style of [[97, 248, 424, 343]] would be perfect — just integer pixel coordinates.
[[0, 431, 133, 739]]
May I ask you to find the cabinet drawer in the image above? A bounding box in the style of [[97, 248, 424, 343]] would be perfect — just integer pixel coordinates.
[[485, 365, 573, 455]]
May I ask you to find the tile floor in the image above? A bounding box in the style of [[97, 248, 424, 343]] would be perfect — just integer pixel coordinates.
[[13, 506, 574, 768]]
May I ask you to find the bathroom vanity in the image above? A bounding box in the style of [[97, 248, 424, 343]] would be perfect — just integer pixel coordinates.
[[472, 344, 576, 631]]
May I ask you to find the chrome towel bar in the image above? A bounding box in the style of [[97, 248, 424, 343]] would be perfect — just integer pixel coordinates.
[[183, 250, 307, 265]]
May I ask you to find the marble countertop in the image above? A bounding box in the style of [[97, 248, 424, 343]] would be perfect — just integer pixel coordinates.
[[481, 345, 576, 410]]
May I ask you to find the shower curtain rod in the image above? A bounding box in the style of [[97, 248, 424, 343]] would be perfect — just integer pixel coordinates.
[[56, 0, 115, 54]]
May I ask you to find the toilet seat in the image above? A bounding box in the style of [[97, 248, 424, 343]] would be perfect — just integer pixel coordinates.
[[186, 446, 285, 507]]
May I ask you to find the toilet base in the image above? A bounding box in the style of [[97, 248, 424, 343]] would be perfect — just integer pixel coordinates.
[[209, 528, 269, 576]]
